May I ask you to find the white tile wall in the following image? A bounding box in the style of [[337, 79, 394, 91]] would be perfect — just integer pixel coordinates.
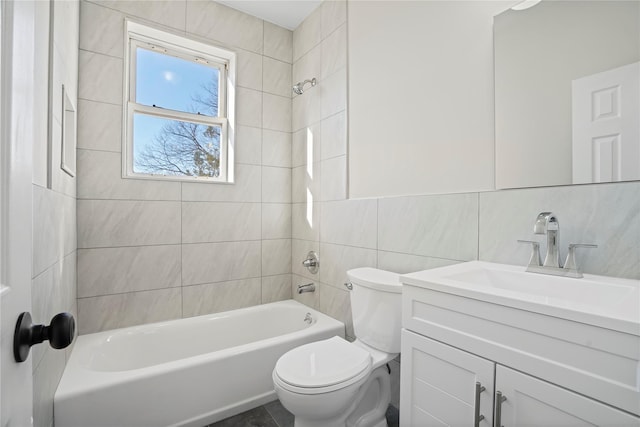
[[77, 0, 293, 334]]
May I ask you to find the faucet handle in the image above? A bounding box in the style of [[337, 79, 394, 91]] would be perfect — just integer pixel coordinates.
[[517, 240, 541, 267], [564, 243, 597, 273]]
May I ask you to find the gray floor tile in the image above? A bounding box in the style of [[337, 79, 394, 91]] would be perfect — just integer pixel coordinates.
[[208, 406, 278, 427], [264, 400, 294, 427]]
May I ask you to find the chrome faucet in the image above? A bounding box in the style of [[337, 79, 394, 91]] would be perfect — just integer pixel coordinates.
[[518, 212, 597, 278], [297, 283, 315, 294], [533, 212, 560, 268]]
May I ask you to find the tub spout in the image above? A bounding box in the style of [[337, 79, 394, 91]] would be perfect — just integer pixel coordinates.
[[297, 283, 315, 294]]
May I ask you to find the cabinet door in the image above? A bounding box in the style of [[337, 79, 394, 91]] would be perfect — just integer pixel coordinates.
[[400, 329, 495, 427], [495, 365, 640, 426]]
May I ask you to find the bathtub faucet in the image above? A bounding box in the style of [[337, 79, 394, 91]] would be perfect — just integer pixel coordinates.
[[297, 283, 315, 294]]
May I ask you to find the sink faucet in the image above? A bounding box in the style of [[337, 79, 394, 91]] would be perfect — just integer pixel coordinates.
[[533, 212, 560, 268], [518, 212, 597, 278]]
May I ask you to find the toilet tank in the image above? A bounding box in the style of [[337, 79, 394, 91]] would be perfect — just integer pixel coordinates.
[[347, 268, 403, 353]]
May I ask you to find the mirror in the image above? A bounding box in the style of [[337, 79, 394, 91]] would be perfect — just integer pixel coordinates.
[[494, 1, 640, 189]]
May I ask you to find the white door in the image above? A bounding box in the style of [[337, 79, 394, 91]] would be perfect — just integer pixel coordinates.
[[400, 329, 495, 427], [572, 62, 640, 184], [495, 365, 639, 426], [1, 0, 36, 425]]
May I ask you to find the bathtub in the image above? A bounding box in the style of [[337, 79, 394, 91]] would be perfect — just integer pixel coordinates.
[[54, 300, 344, 427]]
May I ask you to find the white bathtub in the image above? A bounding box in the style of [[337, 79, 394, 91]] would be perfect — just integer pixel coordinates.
[[54, 300, 344, 427]]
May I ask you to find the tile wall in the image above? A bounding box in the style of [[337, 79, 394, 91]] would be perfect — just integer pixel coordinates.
[[76, 0, 294, 334], [31, 1, 79, 426]]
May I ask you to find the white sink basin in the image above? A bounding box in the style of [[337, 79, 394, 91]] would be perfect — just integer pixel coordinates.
[[401, 261, 640, 335]]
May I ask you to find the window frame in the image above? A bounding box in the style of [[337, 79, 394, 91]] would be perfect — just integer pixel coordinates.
[[122, 20, 236, 183]]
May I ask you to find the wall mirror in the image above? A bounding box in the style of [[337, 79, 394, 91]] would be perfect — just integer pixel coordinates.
[[494, 0, 640, 189]]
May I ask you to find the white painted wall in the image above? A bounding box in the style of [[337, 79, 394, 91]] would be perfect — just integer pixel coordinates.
[[348, 1, 505, 199]]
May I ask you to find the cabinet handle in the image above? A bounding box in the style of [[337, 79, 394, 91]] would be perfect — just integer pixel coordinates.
[[494, 391, 507, 427], [474, 382, 486, 427]]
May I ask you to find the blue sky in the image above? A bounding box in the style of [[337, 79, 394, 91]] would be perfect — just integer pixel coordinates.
[[133, 47, 219, 166]]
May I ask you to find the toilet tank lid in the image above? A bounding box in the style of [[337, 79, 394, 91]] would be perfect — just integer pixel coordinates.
[[347, 268, 402, 293]]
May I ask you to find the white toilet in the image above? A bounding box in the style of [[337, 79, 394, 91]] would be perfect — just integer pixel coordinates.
[[272, 268, 402, 427]]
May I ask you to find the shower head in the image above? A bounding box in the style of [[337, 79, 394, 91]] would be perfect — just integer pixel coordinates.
[[292, 78, 317, 95]]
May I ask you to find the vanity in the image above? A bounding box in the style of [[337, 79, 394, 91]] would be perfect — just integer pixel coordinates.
[[399, 261, 640, 426]]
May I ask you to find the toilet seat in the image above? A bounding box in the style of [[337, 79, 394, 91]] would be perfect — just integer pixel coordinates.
[[274, 336, 372, 395]]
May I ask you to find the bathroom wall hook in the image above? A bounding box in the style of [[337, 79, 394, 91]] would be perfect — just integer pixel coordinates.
[[14, 312, 75, 363]]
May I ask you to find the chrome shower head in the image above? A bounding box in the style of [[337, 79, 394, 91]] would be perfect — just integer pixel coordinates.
[[292, 77, 316, 95]]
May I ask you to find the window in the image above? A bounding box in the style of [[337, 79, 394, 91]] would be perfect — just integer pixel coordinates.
[[123, 21, 236, 182]]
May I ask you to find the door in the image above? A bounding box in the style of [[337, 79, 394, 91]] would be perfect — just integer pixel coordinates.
[[495, 365, 639, 426], [572, 62, 640, 184], [400, 329, 495, 427], [1, 0, 36, 425]]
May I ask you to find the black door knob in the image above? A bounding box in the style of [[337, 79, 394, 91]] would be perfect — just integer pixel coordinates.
[[13, 312, 76, 363]]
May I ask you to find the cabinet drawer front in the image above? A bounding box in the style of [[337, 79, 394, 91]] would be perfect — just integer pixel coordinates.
[[400, 329, 494, 427], [496, 365, 640, 426]]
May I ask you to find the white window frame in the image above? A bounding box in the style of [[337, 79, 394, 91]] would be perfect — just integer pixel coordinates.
[[123, 20, 236, 183]]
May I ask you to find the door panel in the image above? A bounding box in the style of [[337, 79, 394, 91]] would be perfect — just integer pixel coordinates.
[[400, 329, 495, 427], [496, 365, 639, 427], [1, 0, 36, 425]]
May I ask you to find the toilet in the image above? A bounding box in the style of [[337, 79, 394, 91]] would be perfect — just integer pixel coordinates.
[[272, 268, 402, 427]]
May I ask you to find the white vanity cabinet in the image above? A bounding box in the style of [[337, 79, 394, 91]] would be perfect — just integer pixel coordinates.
[[399, 264, 640, 427]]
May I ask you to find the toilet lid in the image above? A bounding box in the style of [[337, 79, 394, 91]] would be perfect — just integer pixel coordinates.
[[275, 336, 371, 388]]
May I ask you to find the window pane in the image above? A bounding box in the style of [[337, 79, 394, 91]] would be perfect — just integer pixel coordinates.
[[135, 47, 220, 117], [133, 113, 221, 178]]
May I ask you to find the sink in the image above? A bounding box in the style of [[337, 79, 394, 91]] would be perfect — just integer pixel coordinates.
[[401, 261, 640, 335]]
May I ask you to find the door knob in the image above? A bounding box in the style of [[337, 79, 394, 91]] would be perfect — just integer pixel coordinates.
[[13, 312, 75, 363]]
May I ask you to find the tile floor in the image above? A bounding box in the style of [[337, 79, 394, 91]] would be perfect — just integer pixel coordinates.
[[207, 400, 400, 427]]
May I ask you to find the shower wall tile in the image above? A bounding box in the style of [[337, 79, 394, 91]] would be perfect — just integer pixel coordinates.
[[292, 44, 321, 89], [263, 57, 292, 98], [292, 122, 322, 168], [77, 100, 121, 152], [262, 239, 293, 276], [321, 24, 346, 79], [292, 274, 319, 309], [237, 49, 263, 91], [77, 287, 182, 334], [378, 193, 479, 261], [77, 245, 181, 298], [320, 155, 346, 201], [185, 0, 263, 53], [263, 93, 292, 132], [377, 251, 460, 275], [77, 149, 182, 200], [319, 243, 377, 289], [262, 274, 292, 303], [262, 166, 292, 203], [79, 1, 124, 58], [321, 0, 347, 39], [181, 202, 261, 243], [77, 200, 181, 248], [318, 282, 352, 337], [292, 84, 321, 131], [292, 203, 320, 242], [182, 241, 262, 286], [182, 164, 262, 203], [320, 199, 378, 249], [236, 87, 263, 128], [78, 50, 122, 105], [33, 346, 66, 427], [262, 130, 292, 168], [291, 239, 320, 280], [479, 181, 640, 279], [320, 111, 346, 160], [262, 203, 292, 240], [236, 125, 262, 166], [292, 164, 321, 204], [293, 5, 322, 62], [264, 21, 292, 63], [182, 278, 262, 317], [91, 0, 186, 31], [320, 67, 347, 118], [77, 1, 296, 334]]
